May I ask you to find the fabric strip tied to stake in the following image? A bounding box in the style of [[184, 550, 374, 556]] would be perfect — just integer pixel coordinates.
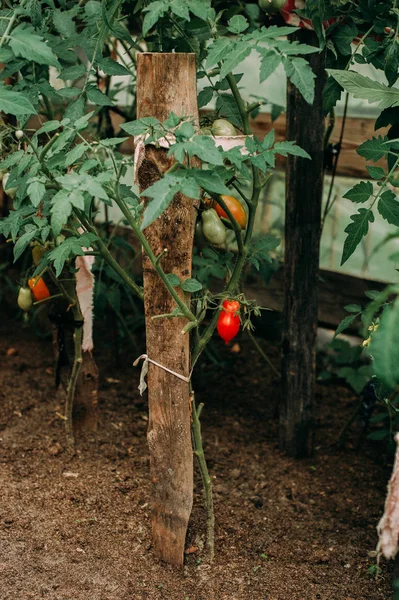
[[133, 354, 191, 395]]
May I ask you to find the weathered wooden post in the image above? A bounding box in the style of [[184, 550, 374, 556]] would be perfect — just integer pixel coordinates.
[[280, 32, 326, 457], [136, 53, 198, 565]]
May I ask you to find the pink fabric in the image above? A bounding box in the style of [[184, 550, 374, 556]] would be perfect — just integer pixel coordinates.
[[377, 433, 399, 559], [75, 254, 95, 352]]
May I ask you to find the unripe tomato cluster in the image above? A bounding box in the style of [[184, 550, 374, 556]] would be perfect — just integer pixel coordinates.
[[197, 195, 248, 251], [17, 247, 52, 312]]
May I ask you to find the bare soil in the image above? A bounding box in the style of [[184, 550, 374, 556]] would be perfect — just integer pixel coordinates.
[[0, 316, 393, 600]]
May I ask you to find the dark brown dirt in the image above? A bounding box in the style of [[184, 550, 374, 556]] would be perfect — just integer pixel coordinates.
[[0, 317, 393, 600]]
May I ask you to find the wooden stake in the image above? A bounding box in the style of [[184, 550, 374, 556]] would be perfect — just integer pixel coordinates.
[[136, 53, 198, 566], [280, 32, 326, 458]]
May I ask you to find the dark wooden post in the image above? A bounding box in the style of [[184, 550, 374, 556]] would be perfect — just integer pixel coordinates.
[[136, 53, 198, 566], [280, 33, 326, 458]]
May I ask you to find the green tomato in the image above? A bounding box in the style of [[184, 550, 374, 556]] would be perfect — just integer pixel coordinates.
[[258, 0, 286, 14], [211, 119, 237, 137], [201, 208, 227, 246], [15, 129, 24, 140], [17, 287, 33, 311]]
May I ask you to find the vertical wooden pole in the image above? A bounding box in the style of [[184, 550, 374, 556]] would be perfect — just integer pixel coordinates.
[[280, 33, 326, 458], [136, 53, 198, 566]]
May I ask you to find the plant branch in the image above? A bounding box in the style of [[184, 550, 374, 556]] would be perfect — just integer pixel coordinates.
[[112, 192, 197, 323]]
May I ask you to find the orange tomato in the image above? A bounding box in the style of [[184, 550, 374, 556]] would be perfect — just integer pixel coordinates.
[[28, 277, 51, 302], [215, 195, 247, 230]]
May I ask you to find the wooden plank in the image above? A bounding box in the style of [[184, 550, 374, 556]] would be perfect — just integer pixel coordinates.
[[244, 268, 386, 331], [136, 53, 197, 567], [248, 112, 387, 179], [280, 31, 326, 458]]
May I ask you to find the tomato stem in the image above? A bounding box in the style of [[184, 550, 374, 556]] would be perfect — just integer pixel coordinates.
[[191, 394, 214, 561]]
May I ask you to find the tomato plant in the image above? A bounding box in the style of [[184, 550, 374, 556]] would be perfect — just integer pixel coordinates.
[[0, 0, 398, 568]]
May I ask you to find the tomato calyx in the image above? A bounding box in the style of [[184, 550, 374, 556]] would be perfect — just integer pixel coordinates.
[[222, 299, 240, 314]]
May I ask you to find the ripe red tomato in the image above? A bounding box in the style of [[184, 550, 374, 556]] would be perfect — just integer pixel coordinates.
[[215, 195, 248, 230], [217, 300, 241, 344], [28, 277, 51, 302]]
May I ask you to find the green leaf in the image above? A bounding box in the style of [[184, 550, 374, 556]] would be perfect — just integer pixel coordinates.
[[58, 64, 86, 81], [170, 0, 190, 20], [64, 144, 87, 167], [333, 314, 357, 338], [34, 121, 61, 137], [366, 166, 385, 180], [370, 297, 399, 389], [284, 57, 315, 105], [215, 94, 243, 129], [98, 57, 130, 76], [27, 180, 46, 208], [341, 208, 374, 265], [378, 190, 399, 226], [188, 0, 212, 20], [191, 169, 231, 195], [344, 304, 362, 313], [165, 273, 181, 287], [64, 97, 85, 123], [0, 49, 14, 63], [53, 8, 77, 37], [142, 0, 168, 35], [181, 278, 202, 292], [121, 117, 160, 136], [357, 136, 389, 162], [100, 137, 129, 146], [48, 233, 98, 277], [219, 41, 252, 80], [385, 41, 399, 87], [9, 24, 60, 68], [206, 38, 234, 68], [343, 181, 373, 204], [327, 70, 399, 110], [50, 190, 73, 236], [323, 76, 343, 115], [227, 15, 249, 34], [262, 129, 275, 150], [273, 141, 311, 159], [81, 176, 109, 201], [331, 23, 357, 56], [140, 175, 181, 230], [169, 136, 224, 165], [86, 86, 113, 106], [197, 86, 214, 108], [0, 88, 37, 116], [305, 0, 326, 47], [259, 51, 281, 83], [57, 87, 81, 99], [14, 228, 37, 262], [367, 430, 389, 441], [254, 25, 300, 41]]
